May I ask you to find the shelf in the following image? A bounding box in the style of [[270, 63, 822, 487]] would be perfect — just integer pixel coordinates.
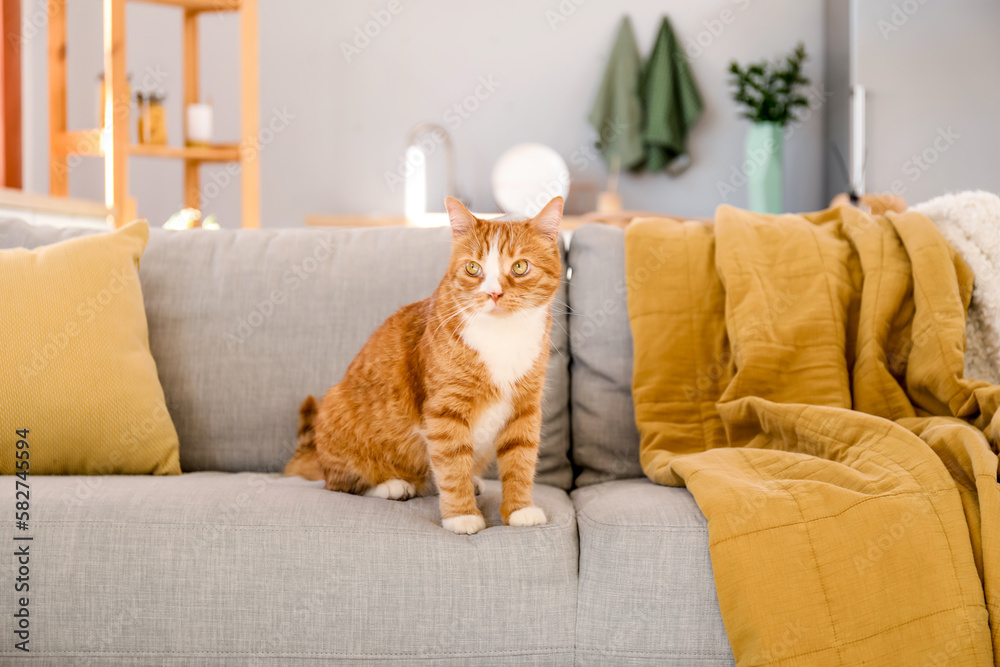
[[131, 143, 240, 161], [126, 0, 240, 12], [55, 131, 239, 162], [57, 130, 103, 157], [48, 0, 258, 227]]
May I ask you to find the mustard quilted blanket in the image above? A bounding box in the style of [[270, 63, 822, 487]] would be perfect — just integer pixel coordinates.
[[626, 205, 1000, 665]]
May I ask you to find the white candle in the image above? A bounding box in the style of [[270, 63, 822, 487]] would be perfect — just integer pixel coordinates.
[[186, 103, 213, 145]]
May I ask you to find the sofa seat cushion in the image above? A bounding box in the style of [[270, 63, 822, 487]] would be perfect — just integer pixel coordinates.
[[572, 478, 734, 666], [2, 473, 577, 666]]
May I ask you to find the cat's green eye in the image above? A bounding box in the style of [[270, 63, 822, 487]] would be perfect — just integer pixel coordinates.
[[465, 261, 481, 276], [512, 260, 530, 276]]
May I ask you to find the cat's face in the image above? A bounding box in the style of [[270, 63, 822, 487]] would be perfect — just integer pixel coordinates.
[[443, 197, 562, 317]]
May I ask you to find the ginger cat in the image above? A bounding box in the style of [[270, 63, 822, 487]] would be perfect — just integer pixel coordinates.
[[284, 197, 563, 534]]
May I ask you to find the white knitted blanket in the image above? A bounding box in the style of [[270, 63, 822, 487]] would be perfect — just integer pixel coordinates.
[[914, 191, 1000, 383]]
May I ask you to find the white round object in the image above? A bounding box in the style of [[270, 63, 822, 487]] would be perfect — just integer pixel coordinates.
[[491, 143, 570, 218]]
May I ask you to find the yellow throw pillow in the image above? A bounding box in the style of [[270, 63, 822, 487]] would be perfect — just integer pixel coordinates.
[[0, 222, 180, 475]]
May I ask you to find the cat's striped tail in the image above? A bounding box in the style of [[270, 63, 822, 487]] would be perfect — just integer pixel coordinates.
[[282, 396, 324, 481]]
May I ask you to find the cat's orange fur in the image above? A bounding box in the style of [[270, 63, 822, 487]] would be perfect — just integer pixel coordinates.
[[284, 197, 563, 534]]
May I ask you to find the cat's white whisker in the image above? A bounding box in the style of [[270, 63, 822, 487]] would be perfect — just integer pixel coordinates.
[[433, 303, 471, 338]]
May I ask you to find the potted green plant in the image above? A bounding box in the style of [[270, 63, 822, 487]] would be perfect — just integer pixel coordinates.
[[728, 43, 810, 214]]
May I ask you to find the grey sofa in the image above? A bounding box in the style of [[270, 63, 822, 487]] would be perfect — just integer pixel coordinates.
[[1, 220, 734, 666]]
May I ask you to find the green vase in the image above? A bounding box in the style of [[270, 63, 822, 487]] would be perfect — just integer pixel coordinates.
[[745, 122, 784, 214]]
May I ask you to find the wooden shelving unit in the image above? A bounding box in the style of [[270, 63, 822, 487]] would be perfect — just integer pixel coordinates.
[[48, 0, 259, 228]]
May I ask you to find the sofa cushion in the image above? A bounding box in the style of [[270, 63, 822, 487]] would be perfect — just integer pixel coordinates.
[[572, 479, 734, 666], [0, 221, 180, 475], [567, 224, 642, 485], [1, 473, 577, 665], [0, 221, 572, 489]]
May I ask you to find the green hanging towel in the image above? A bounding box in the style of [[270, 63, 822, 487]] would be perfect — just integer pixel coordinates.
[[588, 16, 645, 170], [640, 16, 704, 175]]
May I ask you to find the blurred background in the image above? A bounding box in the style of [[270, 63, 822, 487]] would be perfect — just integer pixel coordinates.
[[5, 0, 999, 228]]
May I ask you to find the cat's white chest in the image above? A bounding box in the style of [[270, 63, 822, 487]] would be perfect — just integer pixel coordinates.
[[460, 306, 548, 387], [471, 397, 513, 461]]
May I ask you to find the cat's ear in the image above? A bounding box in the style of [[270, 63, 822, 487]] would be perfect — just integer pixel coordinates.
[[444, 197, 476, 237], [532, 197, 563, 242]]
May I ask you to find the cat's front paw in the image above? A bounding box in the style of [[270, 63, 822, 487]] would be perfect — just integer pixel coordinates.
[[364, 479, 416, 501], [442, 513, 486, 535], [508, 506, 547, 527]]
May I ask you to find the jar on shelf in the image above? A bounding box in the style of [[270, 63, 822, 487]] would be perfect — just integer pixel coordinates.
[[148, 92, 167, 145], [136, 92, 149, 144]]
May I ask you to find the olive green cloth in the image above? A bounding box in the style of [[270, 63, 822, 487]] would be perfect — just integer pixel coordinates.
[[639, 17, 703, 175], [588, 16, 644, 170]]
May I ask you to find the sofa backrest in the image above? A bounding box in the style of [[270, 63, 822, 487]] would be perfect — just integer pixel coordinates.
[[566, 224, 643, 486], [1, 220, 573, 489]]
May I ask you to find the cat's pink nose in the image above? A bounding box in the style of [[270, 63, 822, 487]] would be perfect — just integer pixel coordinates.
[[488, 292, 502, 304]]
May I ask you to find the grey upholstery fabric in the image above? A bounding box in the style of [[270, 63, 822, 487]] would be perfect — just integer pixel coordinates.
[[566, 224, 643, 486], [572, 479, 734, 666], [0, 473, 577, 665], [0, 220, 573, 488]]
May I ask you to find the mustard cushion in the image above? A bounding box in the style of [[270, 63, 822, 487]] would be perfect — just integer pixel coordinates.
[[0, 221, 180, 475]]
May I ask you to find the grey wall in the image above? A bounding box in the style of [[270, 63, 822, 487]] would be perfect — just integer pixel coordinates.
[[825, 0, 1000, 203], [24, 0, 827, 227]]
